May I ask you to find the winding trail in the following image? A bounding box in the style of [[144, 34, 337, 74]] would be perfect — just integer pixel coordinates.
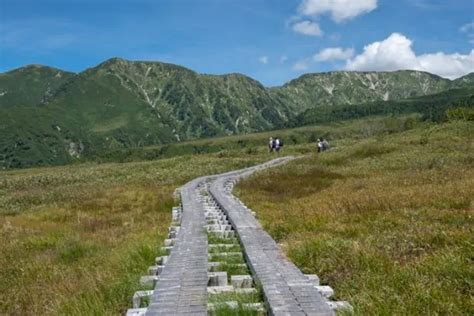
[[210, 164, 333, 315], [130, 157, 348, 315], [146, 177, 209, 314]]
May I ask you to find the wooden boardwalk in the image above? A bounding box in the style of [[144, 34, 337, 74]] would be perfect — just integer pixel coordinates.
[[128, 157, 348, 316]]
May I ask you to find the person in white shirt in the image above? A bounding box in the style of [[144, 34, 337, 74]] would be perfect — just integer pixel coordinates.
[[317, 138, 323, 153], [268, 137, 274, 152]]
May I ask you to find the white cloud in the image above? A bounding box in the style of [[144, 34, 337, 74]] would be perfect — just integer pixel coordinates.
[[299, 0, 377, 23], [280, 55, 288, 63], [345, 33, 417, 71], [292, 60, 310, 71], [258, 56, 269, 64], [314, 47, 354, 61], [417, 52, 474, 79], [292, 20, 323, 36], [345, 33, 474, 79]]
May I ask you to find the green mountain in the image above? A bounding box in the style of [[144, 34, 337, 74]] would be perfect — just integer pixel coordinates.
[[271, 70, 458, 111], [453, 72, 474, 86], [43, 58, 290, 145], [0, 58, 291, 168], [0, 57, 472, 169], [84, 58, 289, 135], [290, 86, 474, 127], [0, 65, 75, 107]]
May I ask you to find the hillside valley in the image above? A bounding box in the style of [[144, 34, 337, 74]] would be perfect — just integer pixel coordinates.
[[1, 57, 473, 169]]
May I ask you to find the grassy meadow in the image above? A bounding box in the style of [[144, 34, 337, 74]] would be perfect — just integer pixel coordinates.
[[1, 115, 472, 315], [237, 120, 474, 315], [0, 154, 271, 315]]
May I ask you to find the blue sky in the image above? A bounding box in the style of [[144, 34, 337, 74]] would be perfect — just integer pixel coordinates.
[[1, 0, 473, 86]]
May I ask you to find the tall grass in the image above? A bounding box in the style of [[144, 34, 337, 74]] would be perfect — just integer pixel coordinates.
[[237, 120, 473, 315], [0, 154, 270, 314], [0, 115, 454, 314]]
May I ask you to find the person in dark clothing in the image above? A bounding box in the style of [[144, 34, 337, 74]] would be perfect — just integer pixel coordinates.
[[321, 138, 330, 151]]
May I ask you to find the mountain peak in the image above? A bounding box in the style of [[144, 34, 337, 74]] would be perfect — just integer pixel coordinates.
[[24, 64, 47, 69], [3, 64, 74, 76], [94, 57, 130, 69], [104, 57, 128, 64]]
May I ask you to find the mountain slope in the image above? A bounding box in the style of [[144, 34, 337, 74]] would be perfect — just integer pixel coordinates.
[[45, 58, 289, 143], [0, 58, 291, 168], [290, 86, 474, 127], [0, 65, 75, 107], [270, 70, 458, 111], [453, 72, 474, 87], [0, 58, 472, 169], [84, 58, 290, 136]]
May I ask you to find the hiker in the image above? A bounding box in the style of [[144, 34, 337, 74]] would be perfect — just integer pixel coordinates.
[[317, 138, 323, 153], [268, 137, 274, 153], [275, 137, 282, 152], [322, 138, 330, 151]]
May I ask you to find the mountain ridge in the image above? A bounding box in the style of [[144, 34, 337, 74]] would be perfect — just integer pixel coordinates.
[[0, 57, 473, 169], [3, 57, 472, 111], [3, 58, 473, 87]]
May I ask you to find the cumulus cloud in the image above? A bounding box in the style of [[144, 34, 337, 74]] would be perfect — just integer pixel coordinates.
[[345, 33, 417, 71], [299, 0, 377, 23], [258, 56, 269, 64], [292, 20, 323, 36], [314, 47, 354, 61], [416, 52, 474, 79], [345, 33, 474, 79]]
